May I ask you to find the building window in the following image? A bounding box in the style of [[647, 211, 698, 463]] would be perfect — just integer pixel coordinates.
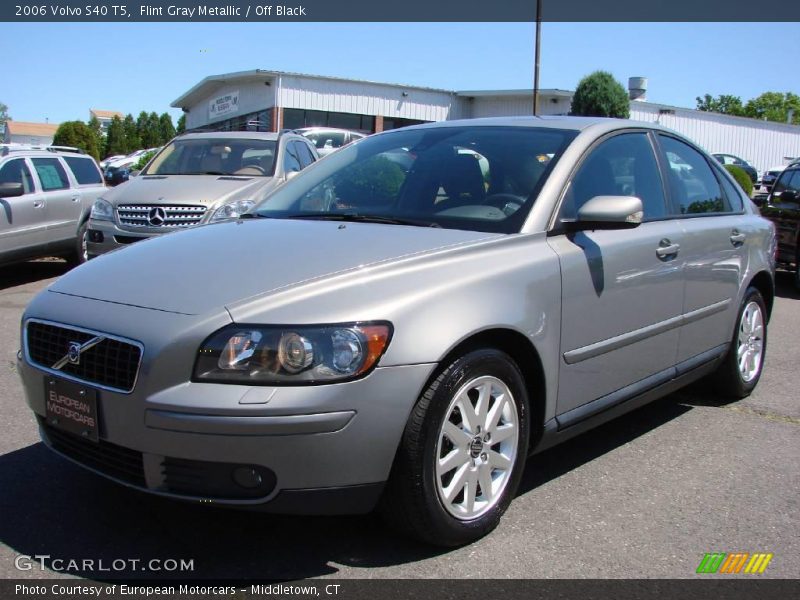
[[192, 109, 272, 133], [283, 109, 377, 133]]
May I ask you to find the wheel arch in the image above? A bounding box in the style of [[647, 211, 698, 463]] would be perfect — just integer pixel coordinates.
[[748, 270, 775, 320], [431, 328, 547, 451]]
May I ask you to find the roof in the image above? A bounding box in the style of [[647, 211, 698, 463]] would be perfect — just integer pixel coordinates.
[[178, 131, 280, 140], [90, 109, 124, 120], [5, 121, 59, 136], [456, 89, 573, 98], [398, 115, 663, 133]]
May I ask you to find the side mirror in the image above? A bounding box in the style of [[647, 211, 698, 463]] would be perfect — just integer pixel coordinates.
[[568, 195, 644, 230], [285, 170, 301, 182], [0, 182, 25, 198]]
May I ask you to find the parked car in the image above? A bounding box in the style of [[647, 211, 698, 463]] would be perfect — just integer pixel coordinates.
[[712, 153, 758, 183], [760, 163, 800, 288], [0, 146, 105, 266], [296, 127, 366, 157], [99, 155, 126, 170], [760, 165, 786, 191], [18, 117, 774, 547], [87, 131, 317, 258]]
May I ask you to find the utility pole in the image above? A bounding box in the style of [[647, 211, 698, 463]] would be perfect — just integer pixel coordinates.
[[533, 0, 542, 116]]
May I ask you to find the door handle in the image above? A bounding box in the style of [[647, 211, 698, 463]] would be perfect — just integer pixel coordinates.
[[33, 200, 45, 209], [730, 229, 746, 246], [71, 195, 80, 202], [656, 239, 680, 259]]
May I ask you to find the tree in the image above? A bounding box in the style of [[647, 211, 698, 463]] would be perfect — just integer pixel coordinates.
[[0, 101, 9, 132], [137, 111, 161, 147], [86, 115, 104, 154], [177, 114, 186, 134], [570, 71, 630, 119], [53, 121, 100, 160], [104, 116, 127, 157], [122, 114, 141, 153], [158, 112, 176, 144], [695, 94, 745, 116], [744, 92, 800, 125]]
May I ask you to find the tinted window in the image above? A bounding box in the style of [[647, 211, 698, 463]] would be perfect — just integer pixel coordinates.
[[772, 169, 800, 198], [31, 158, 70, 191], [63, 156, 103, 185], [294, 141, 315, 168], [562, 132, 667, 220], [0, 159, 35, 194], [716, 168, 745, 212], [283, 143, 302, 173], [658, 135, 728, 215], [254, 126, 576, 234]]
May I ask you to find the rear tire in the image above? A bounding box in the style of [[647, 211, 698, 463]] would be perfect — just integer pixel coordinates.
[[66, 221, 89, 267], [379, 349, 529, 547], [709, 287, 767, 399]]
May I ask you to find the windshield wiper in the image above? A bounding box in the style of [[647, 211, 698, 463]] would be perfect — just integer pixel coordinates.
[[284, 213, 441, 228]]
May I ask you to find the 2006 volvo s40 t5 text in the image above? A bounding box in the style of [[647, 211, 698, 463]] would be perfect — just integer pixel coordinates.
[[18, 117, 775, 546]]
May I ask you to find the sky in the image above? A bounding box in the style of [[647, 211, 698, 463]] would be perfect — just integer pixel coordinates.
[[2, 22, 799, 125]]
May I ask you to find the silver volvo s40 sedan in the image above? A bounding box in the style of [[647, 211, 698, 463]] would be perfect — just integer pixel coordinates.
[[17, 117, 775, 546]]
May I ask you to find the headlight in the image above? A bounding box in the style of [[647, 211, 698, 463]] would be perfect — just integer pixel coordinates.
[[90, 198, 114, 221], [193, 322, 392, 384], [210, 199, 256, 222]]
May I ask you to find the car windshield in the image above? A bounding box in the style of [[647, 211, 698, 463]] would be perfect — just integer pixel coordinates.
[[253, 126, 576, 233], [143, 138, 277, 176]]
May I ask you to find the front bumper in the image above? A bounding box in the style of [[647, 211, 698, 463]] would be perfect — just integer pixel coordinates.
[[18, 324, 436, 513], [86, 219, 180, 257]]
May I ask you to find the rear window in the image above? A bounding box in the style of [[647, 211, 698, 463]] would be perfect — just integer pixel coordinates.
[[63, 156, 103, 185]]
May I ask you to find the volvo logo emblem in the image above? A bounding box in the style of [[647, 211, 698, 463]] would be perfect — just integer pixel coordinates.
[[148, 206, 167, 226], [52, 336, 105, 370], [67, 342, 82, 364]]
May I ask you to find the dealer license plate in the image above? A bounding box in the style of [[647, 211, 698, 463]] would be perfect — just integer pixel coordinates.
[[44, 377, 99, 442]]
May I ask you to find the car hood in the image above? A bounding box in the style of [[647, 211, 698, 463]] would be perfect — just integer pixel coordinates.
[[49, 219, 498, 315], [103, 174, 274, 208]]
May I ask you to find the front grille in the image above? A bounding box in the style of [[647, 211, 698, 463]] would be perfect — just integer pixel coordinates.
[[26, 320, 142, 392], [117, 204, 206, 228], [43, 422, 146, 487]]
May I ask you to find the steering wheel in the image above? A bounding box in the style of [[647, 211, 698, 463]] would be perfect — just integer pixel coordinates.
[[483, 193, 526, 215]]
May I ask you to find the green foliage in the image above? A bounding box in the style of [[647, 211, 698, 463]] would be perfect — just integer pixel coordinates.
[[0, 101, 9, 127], [86, 116, 104, 154], [136, 111, 160, 148], [570, 71, 630, 119], [158, 113, 176, 144], [725, 164, 754, 197], [104, 116, 127, 157], [744, 92, 800, 124], [177, 114, 186, 134], [123, 114, 141, 153], [133, 150, 157, 171], [333, 156, 406, 207], [696, 94, 745, 116], [53, 121, 100, 160], [696, 91, 800, 124]]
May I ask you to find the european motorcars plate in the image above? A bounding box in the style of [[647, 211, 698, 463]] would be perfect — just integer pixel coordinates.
[[44, 377, 99, 442]]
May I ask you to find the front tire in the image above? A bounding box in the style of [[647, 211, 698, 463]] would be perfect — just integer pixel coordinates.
[[66, 221, 90, 267], [379, 349, 529, 546], [710, 287, 767, 399]]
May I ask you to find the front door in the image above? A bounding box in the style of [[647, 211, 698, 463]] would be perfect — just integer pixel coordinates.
[[0, 158, 47, 256]]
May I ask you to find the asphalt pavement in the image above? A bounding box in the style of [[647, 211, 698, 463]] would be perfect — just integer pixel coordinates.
[[0, 259, 797, 580]]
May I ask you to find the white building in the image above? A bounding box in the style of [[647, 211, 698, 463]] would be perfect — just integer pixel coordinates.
[[172, 69, 800, 174], [3, 121, 59, 146], [89, 109, 124, 135]]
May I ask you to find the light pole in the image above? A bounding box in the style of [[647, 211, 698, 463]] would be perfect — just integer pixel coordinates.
[[533, 0, 542, 116]]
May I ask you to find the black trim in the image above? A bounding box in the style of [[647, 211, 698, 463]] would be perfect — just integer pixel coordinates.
[[254, 482, 386, 515], [532, 344, 728, 453]]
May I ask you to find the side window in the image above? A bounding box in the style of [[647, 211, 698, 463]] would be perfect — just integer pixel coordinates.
[[716, 168, 745, 212], [283, 142, 302, 173], [562, 132, 667, 221], [658, 135, 728, 215], [772, 169, 800, 199], [63, 156, 103, 185], [0, 159, 35, 194], [294, 141, 315, 168], [31, 158, 70, 191]]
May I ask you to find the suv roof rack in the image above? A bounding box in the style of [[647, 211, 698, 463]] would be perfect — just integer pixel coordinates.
[[0, 143, 85, 157]]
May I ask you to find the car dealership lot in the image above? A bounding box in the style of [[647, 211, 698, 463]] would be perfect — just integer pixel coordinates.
[[0, 261, 797, 580]]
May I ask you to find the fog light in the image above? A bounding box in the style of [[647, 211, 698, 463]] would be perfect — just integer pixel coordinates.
[[88, 230, 104, 243], [232, 466, 263, 489]]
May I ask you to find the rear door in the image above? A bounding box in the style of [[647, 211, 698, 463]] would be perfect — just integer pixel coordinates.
[[762, 168, 800, 266], [0, 157, 46, 256], [655, 134, 745, 363], [548, 131, 685, 421], [30, 156, 81, 245]]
